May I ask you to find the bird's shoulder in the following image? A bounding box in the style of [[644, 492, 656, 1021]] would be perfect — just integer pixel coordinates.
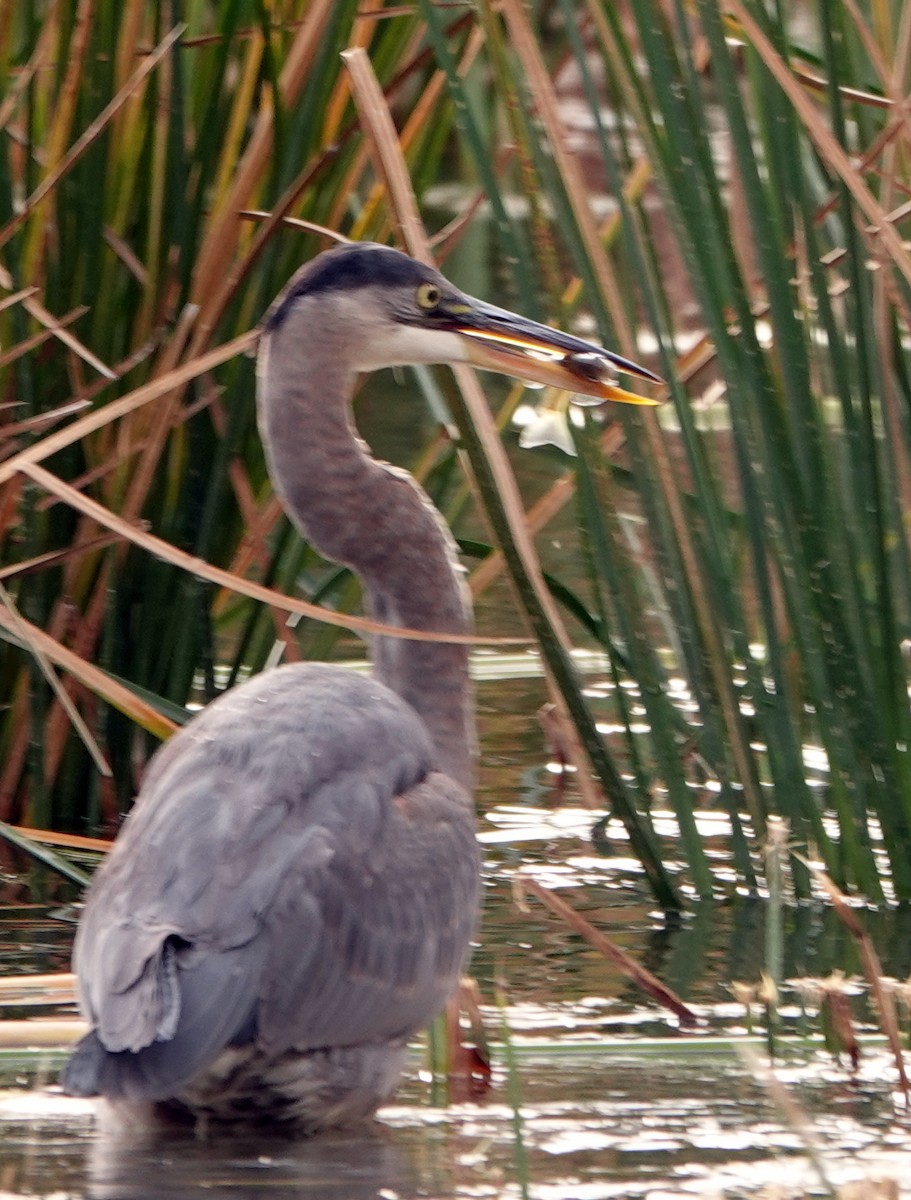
[[72, 662, 478, 1057], [147, 661, 435, 794], [114, 662, 437, 852], [76, 661, 472, 958]]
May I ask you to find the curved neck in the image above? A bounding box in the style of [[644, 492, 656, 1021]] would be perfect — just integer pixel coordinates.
[[257, 319, 475, 792]]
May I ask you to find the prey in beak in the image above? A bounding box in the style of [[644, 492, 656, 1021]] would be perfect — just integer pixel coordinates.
[[440, 297, 663, 407]]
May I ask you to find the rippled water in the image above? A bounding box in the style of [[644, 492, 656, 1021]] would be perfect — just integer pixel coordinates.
[[1, 671, 911, 1196], [0, 1043, 909, 1197]]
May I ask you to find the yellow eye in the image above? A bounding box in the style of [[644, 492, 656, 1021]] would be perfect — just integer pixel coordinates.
[[416, 282, 442, 310]]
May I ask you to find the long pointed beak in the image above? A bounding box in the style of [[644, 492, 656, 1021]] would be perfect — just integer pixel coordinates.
[[446, 298, 663, 406]]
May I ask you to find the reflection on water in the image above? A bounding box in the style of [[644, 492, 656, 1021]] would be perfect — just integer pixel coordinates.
[[90, 1122, 420, 1199], [0, 1090, 421, 1198], [2, 672, 911, 1196], [0, 1048, 909, 1197]]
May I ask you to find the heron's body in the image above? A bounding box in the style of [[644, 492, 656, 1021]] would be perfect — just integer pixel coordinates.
[[66, 665, 477, 1128], [62, 242, 658, 1131]]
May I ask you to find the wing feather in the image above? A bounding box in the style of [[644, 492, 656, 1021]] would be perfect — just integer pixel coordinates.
[[66, 662, 479, 1100]]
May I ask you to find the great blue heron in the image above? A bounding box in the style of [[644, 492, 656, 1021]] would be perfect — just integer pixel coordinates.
[[61, 242, 659, 1131]]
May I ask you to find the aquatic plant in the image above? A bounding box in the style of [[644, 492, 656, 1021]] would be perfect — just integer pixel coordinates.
[[2, 3, 910, 907]]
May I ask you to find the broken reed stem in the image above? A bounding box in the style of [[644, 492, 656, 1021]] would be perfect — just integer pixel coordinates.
[[519, 875, 698, 1027], [795, 852, 910, 1103]]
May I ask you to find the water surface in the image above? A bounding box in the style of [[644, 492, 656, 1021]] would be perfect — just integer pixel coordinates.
[[1, 673, 910, 1197]]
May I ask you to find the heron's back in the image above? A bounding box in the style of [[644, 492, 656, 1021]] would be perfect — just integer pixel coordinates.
[[63, 662, 480, 1129]]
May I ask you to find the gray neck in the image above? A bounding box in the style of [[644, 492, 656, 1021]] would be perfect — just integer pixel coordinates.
[[257, 318, 475, 793]]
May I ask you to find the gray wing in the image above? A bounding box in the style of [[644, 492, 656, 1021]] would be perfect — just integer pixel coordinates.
[[64, 662, 479, 1101]]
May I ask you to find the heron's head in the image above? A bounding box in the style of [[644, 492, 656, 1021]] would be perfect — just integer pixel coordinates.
[[263, 241, 662, 406]]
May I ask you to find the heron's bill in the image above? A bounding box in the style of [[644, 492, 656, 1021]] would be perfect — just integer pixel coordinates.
[[455, 324, 662, 407]]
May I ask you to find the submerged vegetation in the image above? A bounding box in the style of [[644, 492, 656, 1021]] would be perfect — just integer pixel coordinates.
[[2, 2, 911, 907]]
